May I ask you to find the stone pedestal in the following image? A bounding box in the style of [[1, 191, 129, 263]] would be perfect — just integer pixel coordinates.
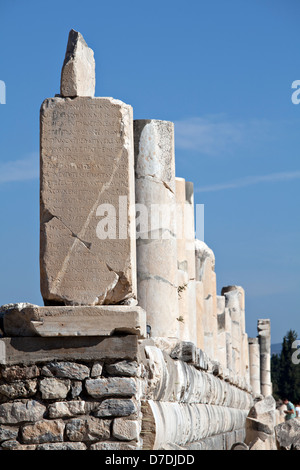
[[134, 120, 179, 339], [40, 96, 137, 306]]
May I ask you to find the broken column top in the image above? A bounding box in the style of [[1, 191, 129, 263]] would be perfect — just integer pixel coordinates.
[[60, 29, 95, 98]]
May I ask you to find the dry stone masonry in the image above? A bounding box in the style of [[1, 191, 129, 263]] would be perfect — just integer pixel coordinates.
[[0, 29, 275, 451]]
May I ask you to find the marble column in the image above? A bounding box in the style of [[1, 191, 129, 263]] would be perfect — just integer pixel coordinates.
[[134, 120, 179, 339], [195, 240, 218, 359], [257, 319, 272, 397], [175, 178, 197, 344]]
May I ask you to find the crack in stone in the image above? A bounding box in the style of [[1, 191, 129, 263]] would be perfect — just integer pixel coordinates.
[[43, 210, 92, 250]]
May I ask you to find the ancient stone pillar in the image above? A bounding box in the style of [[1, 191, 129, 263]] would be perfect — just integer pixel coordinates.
[[134, 120, 179, 339], [222, 286, 245, 376], [175, 178, 197, 345], [217, 295, 227, 369], [248, 337, 261, 397], [40, 30, 137, 307], [195, 240, 218, 359], [257, 319, 272, 397]]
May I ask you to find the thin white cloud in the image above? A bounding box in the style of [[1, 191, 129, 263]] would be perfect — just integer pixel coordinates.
[[174, 115, 273, 156], [0, 153, 39, 183], [195, 170, 300, 193]]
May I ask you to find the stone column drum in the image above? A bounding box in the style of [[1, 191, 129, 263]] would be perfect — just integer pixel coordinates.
[[134, 120, 179, 339]]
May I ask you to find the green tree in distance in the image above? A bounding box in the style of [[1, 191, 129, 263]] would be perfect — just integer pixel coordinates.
[[271, 329, 300, 404]]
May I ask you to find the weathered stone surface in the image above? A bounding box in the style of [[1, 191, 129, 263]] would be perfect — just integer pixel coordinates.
[[0, 400, 46, 424], [248, 337, 261, 397], [93, 399, 136, 417], [257, 319, 272, 397], [0, 379, 37, 399], [41, 361, 90, 380], [48, 400, 86, 419], [231, 442, 249, 450], [2, 304, 146, 338], [134, 119, 179, 339], [40, 96, 136, 306], [85, 377, 137, 398], [105, 360, 140, 377], [0, 335, 139, 365], [0, 364, 40, 382], [60, 29, 95, 98], [71, 381, 82, 398], [275, 418, 300, 450], [1, 440, 36, 450], [39, 378, 71, 400], [0, 425, 18, 442], [245, 395, 276, 449], [91, 362, 103, 378], [65, 417, 110, 442], [112, 418, 139, 441], [90, 441, 138, 450], [21, 419, 65, 444], [176, 178, 197, 345], [37, 442, 87, 450]]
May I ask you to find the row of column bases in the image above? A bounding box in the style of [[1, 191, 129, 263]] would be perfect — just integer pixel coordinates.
[[134, 120, 272, 398]]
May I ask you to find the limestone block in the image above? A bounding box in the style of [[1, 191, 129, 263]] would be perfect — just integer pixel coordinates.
[[90, 441, 139, 450], [105, 360, 140, 377], [275, 418, 300, 450], [134, 119, 178, 339], [0, 379, 37, 399], [37, 442, 87, 450], [93, 399, 137, 418], [40, 96, 136, 306], [1, 304, 146, 338], [0, 400, 46, 424], [85, 377, 137, 398], [21, 419, 65, 444], [65, 417, 111, 442], [39, 377, 71, 400], [0, 335, 139, 366], [60, 29, 95, 98], [41, 361, 90, 380], [48, 401, 86, 419], [0, 426, 19, 442], [112, 418, 140, 441]]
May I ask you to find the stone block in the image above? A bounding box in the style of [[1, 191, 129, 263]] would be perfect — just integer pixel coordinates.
[[41, 361, 90, 380], [0, 335, 139, 365], [93, 398, 137, 417], [85, 377, 137, 398], [112, 418, 139, 441], [21, 419, 65, 444], [65, 417, 110, 442], [0, 400, 46, 424], [1, 304, 146, 338], [40, 96, 136, 306], [60, 29, 95, 98], [39, 378, 71, 400]]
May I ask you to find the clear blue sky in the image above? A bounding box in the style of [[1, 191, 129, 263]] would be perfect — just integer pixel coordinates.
[[0, 0, 299, 343]]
